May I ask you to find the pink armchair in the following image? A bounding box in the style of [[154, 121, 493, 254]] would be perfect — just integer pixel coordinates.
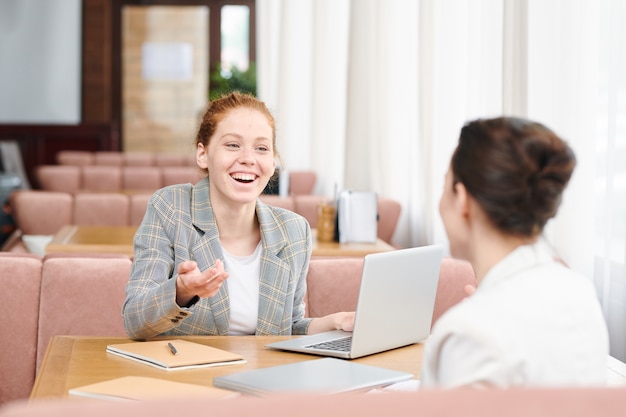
[[304, 255, 477, 330], [0, 253, 42, 406], [73, 192, 130, 226], [36, 254, 132, 369]]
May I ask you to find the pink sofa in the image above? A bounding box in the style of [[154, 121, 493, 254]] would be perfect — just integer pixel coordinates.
[[53, 151, 317, 194], [2, 387, 626, 417], [259, 194, 402, 245], [0, 253, 132, 406], [0, 252, 476, 406], [35, 164, 318, 196], [2, 190, 153, 254], [55, 150, 196, 167], [3, 191, 402, 255], [304, 257, 475, 327], [0, 253, 41, 406], [35, 165, 205, 194]]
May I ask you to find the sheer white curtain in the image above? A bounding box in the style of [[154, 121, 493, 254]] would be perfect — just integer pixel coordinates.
[[595, 0, 626, 363], [423, 0, 504, 247], [524, 0, 626, 361], [257, 0, 626, 360], [257, 0, 503, 248], [256, 0, 351, 198]]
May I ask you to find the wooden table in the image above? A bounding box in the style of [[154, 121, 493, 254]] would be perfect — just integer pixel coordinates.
[[46, 226, 395, 257], [31, 335, 423, 399], [310, 229, 395, 257], [46, 225, 136, 256]]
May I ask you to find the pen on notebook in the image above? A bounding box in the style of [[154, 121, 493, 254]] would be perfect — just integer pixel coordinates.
[[167, 342, 178, 355]]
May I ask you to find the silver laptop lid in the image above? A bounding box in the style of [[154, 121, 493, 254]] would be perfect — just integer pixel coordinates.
[[265, 244, 443, 359], [213, 357, 413, 396], [349, 244, 443, 358]]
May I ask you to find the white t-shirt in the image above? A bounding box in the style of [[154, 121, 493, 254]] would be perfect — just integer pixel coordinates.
[[222, 242, 261, 335]]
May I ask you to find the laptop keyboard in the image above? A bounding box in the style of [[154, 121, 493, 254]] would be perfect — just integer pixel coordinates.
[[305, 336, 353, 352]]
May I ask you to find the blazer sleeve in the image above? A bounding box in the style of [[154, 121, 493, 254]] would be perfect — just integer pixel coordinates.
[[122, 186, 220, 339]]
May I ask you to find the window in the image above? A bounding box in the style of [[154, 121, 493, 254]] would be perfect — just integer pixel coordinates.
[[112, 0, 256, 148], [210, 4, 256, 98]]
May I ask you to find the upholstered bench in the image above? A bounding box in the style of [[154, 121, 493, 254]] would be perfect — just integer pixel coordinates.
[[0, 253, 475, 405]]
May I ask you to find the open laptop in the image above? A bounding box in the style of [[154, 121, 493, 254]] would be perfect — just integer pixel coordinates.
[[266, 244, 443, 359]]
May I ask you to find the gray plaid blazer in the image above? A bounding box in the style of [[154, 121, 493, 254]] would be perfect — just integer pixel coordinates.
[[122, 178, 312, 339]]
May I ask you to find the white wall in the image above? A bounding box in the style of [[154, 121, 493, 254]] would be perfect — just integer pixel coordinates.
[[0, 0, 81, 124]]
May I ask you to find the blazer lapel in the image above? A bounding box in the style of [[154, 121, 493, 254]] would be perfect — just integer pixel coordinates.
[[255, 201, 292, 335], [189, 179, 230, 334], [184, 184, 295, 335]]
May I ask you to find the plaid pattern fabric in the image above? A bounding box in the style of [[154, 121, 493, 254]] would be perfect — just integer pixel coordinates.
[[123, 178, 312, 339]]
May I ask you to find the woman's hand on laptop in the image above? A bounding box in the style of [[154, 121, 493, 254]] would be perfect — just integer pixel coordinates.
[[307, 312, 356, 334], [337, 312, 356, 332]]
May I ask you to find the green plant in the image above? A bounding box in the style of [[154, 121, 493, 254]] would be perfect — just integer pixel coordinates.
[[209, 62, 257, 99]]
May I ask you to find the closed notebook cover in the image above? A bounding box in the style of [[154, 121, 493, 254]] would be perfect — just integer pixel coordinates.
[[106, 339, 246, 371], [69, 376, 240, 401], [213, 357, 413, 396]]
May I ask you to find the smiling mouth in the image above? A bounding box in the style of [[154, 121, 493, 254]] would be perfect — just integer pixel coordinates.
[[231, 173, 256, 183]]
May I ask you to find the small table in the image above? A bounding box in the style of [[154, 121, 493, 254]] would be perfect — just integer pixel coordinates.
[[46, 226, 395, 257], [46, 225, 136, 256], [31, 335, 423, 399], [310, 229, 395, 257]]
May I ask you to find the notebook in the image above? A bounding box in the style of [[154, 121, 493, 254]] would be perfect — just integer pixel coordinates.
[[69, 376, 240, 401], [266, 244, 443, 359], [106, 339, 246, 371], [213, 357, 413, 396]]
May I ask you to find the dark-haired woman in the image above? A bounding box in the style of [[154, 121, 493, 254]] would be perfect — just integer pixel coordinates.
[[421, 117, 608, 388]]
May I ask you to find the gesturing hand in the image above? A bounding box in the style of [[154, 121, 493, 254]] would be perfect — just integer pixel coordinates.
[[176, 259, 229, 306]]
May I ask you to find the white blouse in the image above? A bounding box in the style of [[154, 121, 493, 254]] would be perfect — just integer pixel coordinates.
[[222, 242, 261, 335], [421, 240, 609, 388]]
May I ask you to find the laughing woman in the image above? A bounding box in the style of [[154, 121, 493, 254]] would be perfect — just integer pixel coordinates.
[[122, 92, 354, 339]]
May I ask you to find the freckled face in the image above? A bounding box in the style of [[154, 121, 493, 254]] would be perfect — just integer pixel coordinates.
[[197, 107, 275, 205]]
